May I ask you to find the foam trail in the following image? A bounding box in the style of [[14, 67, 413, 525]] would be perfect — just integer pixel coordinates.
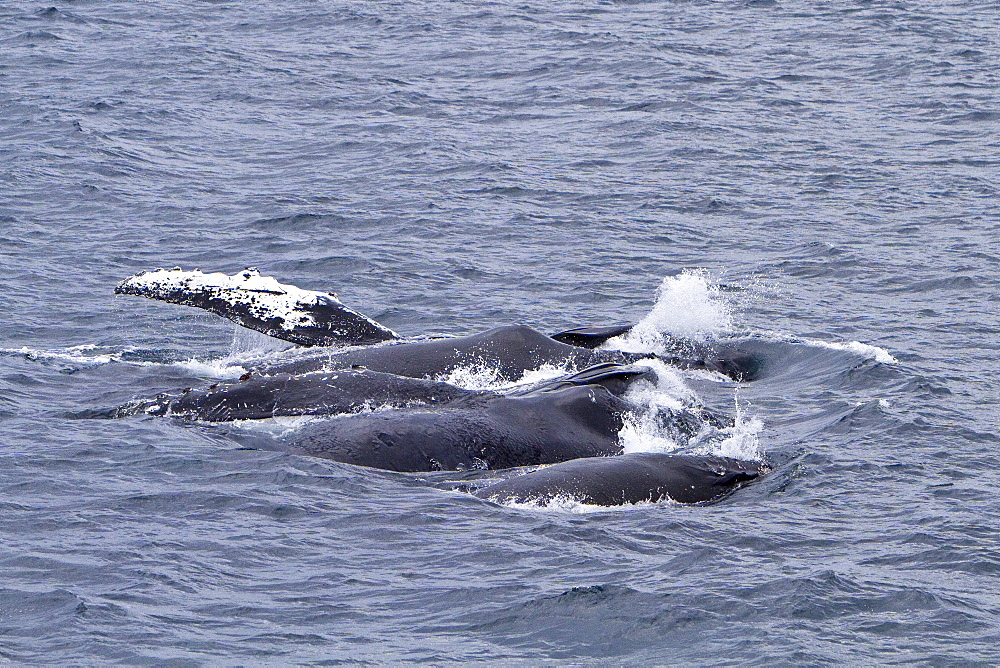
[[802, 338, 898, 364], [1, 344, 128, 367], [606, 270, 733, 355], [2, 344, 249, 379], [490, 494, 665, 514]]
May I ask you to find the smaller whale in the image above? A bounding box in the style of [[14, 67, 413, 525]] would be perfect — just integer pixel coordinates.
[[474, 453, 767, 506], [119, 368, 481, 421], [252, 324, 640, 380]]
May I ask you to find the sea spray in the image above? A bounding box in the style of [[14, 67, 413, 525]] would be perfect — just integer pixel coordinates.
[[606, 270, 734, 354]]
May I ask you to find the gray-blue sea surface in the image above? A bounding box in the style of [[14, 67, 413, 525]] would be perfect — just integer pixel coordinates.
[[1, 0, 998, 663]]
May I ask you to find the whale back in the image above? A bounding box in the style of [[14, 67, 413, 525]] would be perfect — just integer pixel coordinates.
[[285, 383, 628, 472], [259, 324, 627, 380]]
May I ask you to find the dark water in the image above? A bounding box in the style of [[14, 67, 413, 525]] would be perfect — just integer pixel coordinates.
[[2, 0, 999, 663]]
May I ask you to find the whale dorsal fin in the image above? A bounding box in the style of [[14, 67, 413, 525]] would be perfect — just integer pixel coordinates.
[[548, 325, 634, 349]]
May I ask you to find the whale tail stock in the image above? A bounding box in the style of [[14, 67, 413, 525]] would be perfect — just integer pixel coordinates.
[[115, 267, 399, 347]]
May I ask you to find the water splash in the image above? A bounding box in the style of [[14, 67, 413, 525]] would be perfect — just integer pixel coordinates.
[[228, 326, 296, 358], [434, 364, 503, 391], [435, 361, 574, 392], [696, 413, 765, 461], [606, 270, 733, 354], [615, 358, 765, 461], [231, 414, 319, 438], [172, 358, 247, 379], [618, 359, 697, 454]]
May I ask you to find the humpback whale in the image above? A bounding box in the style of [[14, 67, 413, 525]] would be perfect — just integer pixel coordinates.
[[112, 267, 767, 506], [118, 360, 738, 479]]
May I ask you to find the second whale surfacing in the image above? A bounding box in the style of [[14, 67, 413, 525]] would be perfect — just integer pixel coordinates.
[[112, 267, 767, 506]]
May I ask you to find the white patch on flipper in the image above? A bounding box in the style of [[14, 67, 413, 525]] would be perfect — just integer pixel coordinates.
[[117, 267, 396, 337]]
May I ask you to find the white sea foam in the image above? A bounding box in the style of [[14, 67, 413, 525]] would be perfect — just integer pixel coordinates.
[[605, 269, 733, 355], [230, 415, 319, 438], [695, 413, 765, 461], [3, 343, 248, 379], [434, 364, 503, 391], [435, 361, 573, 392], [172, 358, 247, 379], [487, 493, 668, 514], [617, 359, 696, 454], [612, 357, 765, 462], [802, 338, 898, 364], [618, 407, 763, 462], [1, 344, 127, 367]]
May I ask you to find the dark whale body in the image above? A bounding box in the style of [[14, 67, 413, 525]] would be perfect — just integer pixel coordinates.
[[475, 453, 766, 506], [286, 384, 631, 472], [122, 364, 666, 473], [122, 362, 654, 423], [273, 370, 731, 474], [256, 325, 632, 379], [123, 368, 483, 421], [255, 325, 755, 381], [112, 268, 767, 505]]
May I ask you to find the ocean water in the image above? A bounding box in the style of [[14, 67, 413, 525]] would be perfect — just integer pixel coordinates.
[[1, 0, 999, 663]]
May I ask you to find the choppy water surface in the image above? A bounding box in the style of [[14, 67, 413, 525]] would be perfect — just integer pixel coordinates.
[[2, 0, 998, 663]]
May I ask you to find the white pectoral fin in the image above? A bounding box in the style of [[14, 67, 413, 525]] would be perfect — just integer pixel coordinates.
[[115, 267, 398, 347]]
